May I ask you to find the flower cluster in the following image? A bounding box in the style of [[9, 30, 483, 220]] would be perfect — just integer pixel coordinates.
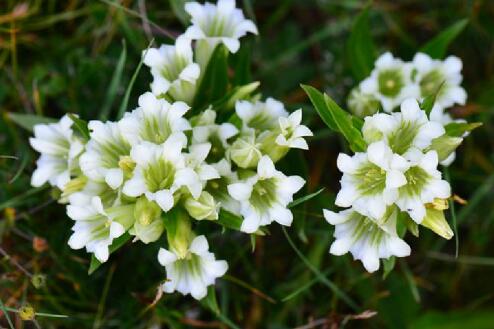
[[348, 52, 467, 166], [324, 98, 461, 272], [29, 0, 311, 300]]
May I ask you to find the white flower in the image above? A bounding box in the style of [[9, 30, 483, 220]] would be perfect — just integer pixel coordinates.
[[235, 98, 288, 131], [227, 156, 305, 233], [396, 150, 451, 223], [205, 159, 241, 215], [360, 52, 418, 112], [412, 52, 467, 108], [122, 134, 198, 211], [79, 120, 131, 190], [143, 37, 200, 103], [347, 87, 380, 118], [119, 92, 190, 145], [275, 109, 313, 150], [336, 141, 409, 219], [228, 129, 262, 169], [158, 235, 228, 300], [30, 115, 84, 189], [191, 109, 238, 163], [324, 207, 411, 273], [184, 0, 258, 54], [362, 98, 445, 156], [67, 194, 134, 262], [184, 143, 221, 196]]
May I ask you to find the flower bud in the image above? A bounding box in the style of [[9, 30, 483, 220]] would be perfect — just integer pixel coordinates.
[[259, 131, 288, 163], [134, 197, 162, 226], [165, 209, 193, 259], [184, 191, 219, 221], [229, 132, 262, 169], [429, 135, 463, 162], [421, 208, 454, 240], [133, 219, 165, 244], [347, 87, 380, 118], [132, 197, 163, 243]]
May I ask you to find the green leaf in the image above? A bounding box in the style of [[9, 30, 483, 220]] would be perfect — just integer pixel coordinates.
[[88, 233, 131, 275], [169, 0, 189, 26], [420, 19, 468, 59], [100, 39, 127, 121], [444, 122, 482, 137], [117, 38, 154, 119], [67, 113, 89, 140], [382, 257, 396, 279], [7, 113, 56, 132], [211, 81, 260, 120], [411, 310, 494, 329], [232, 42, 252, 86], [193, 45, 229, 111], [288, 188, 325, 208], [346, 6, 377, 80], [216, 210, 243, 231], [420, 81, 445, 116], [301, 84, 367, 152]]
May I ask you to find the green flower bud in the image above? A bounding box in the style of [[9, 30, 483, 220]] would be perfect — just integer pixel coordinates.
[[133, 219, 165, 244], [229, 132, 262, 169], [347, 87, 380, 118], [184, 191, 219, 221], [165, 209, 193, 259], [134, 197, 162, 226], [429, 135, 463, 161], [258, 131, 288, 163], [421, 208, 453, 240]]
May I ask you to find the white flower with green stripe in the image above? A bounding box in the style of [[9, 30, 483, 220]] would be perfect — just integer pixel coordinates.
[[360, 52, 417, 112], [204, 159, 241, 215], [347, 86, 380, 118], [362, 98, 445, 157], [158, 235, 228, 300], [184, 0, 258, 67], [67, 194, 135, 262], [30, 115, 84, 189], [336, 141, 409, 219], [122, 134, 197, 211], [236, 98, 288, 132], [412, 52, 467, 108], [119, 92, 190, 145], [395, 149, 451, 223], [191, 109, 238, 163], [227, 156, 305, 233], [324, 207, 411, 273], [143, 37, 200, 103], [79, 120, 132, 190]]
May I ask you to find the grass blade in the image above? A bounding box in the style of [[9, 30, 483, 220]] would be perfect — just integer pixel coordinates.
[[444, 168, 459, 257], [100, 39, 127, 121], [282, 227, 360, 311], [116, 38, 154, 119]]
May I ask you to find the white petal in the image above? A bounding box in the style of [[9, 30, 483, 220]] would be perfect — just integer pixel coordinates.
[[155, 190, 175, 212], [227, 182, 253, 201], [105, 168, 124, 190], [257, 156, 276, 179], [190, 235, 209, 255], [330, 237, 352, 256], [269, 204, 293, 226], [158, 248, 177, 265]]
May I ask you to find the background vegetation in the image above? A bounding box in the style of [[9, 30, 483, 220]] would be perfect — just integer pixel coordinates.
[[1, 0, 494, 328]]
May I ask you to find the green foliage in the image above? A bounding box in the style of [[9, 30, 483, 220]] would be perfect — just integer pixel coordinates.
[[420, 19, 469, 59], [346, 5, 377, 80], [193, 45, 229, 111], [1, 1, 493, 329], [302, 84, 366, 152], [7, 113, 56, 132], [88, 233, 132, 275]]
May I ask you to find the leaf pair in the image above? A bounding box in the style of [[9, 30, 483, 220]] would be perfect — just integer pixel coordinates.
[[302, 85, 367, 153]]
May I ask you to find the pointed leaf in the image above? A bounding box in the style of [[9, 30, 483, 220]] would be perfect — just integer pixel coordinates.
[[7, 113, 56, 132], [444, 122, 482, 137], [420, 19, 468, 59], [346, 6, 377, 80]]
